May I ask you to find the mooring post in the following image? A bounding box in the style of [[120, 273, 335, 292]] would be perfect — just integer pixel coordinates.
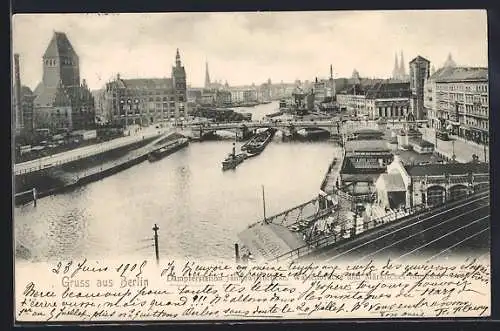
[[32, 187, 37, 207], [234, 243, 240, 263], [153, 224, 160, 265]]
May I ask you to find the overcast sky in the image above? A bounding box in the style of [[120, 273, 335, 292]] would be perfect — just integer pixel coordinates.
[[12, 10, 488, 91]]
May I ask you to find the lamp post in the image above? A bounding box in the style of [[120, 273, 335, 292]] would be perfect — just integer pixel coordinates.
[[120, 99, 125, 129], [134, 98, 140, 126], [451, 140, 456, 162]]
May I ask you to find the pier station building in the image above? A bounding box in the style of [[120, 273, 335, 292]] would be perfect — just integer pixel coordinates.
[[375, 155, 489, 211], [339, 134, 393, 198]]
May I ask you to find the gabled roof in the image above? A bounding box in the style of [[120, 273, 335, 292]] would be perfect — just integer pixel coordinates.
[[43, 32, 78, 59], [365, 81, 410, 99], [410, 55, 430, 64], [119, 78, 173, 90], [345, 139, 390, 153]]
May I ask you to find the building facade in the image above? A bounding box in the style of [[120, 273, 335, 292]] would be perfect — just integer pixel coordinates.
[[32, 32, 95, 133], [21, 86, 36, 133], [13, 54, 23, 135], [336, 85, 367, 115], [103, 49, 188, 126], [340, 139, 394, 196], [424, 65, 488, 144], [337, 80, 410, 119], [409, 55, 431, 120], [384, 156, 489, 209]]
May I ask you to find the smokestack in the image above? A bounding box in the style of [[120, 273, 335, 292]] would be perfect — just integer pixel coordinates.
[[13, 53, 23, 131]]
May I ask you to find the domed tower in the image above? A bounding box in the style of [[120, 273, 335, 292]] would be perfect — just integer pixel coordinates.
[[443, 53, 456, 68]]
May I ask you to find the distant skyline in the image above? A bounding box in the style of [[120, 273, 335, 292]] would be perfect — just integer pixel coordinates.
[[12, 10, 488, 91]]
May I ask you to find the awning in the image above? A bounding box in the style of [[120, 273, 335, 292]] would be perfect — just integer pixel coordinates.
[[238, 222, 306, 261]]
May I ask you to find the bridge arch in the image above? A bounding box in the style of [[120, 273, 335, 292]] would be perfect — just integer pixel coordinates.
[[473, 182, 489, 193], [448, 184, 469, 201], [426, 185, 446, 207]]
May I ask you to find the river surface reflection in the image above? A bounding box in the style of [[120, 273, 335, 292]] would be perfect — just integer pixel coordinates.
[[14, 102, 341, 262]]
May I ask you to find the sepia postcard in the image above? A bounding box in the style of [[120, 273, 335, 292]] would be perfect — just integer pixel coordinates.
[[12, 10, 490, 324]]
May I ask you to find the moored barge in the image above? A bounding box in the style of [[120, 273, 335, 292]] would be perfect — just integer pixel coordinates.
[[242, 128, 276, 155], [148, 137, 189, 162]]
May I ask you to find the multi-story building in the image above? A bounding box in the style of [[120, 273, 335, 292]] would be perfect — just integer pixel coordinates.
[[103, 49, 187, 126], [216, 89, 232, 106], [12, 54, 23, 135], [12, 54, 37, 136], [424, 63, 488, 144], [229, 87, 258, 104], [409, 55, 431, 120], [336, 84, 368, 115], [187, 87, 203, 104], [18, 86, 36, 135], [365, 81, 410, 120], [340, 138, 394, 197], [32, 32, 95, 133], [258, 79, 272, 102], [310, 65, 336, 103], [376, 155, 489, 210], [337, 80, 410, 119], [91, 88, 109, 125]]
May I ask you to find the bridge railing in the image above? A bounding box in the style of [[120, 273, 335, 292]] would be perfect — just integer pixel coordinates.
[[14, 131, 165, 176], [271, 188, 490, 262]]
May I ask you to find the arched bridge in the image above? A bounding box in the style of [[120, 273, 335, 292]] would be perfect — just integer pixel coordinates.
[[185, 120, 343, 139]]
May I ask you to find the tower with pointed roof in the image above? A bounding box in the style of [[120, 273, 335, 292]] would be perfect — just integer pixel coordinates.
[[205, 62, 211, 89], [172, 49, 187, 121], [399, 51, 406, 79], [33, 31, 95, 132], [42, 31, 80, 88], [392, 52, 400, 79], [172, 49, 187, 102]]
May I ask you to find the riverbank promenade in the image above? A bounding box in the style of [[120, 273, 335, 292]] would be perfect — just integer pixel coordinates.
[[419, 127, 489, 163], [14, 126, 170, 175]]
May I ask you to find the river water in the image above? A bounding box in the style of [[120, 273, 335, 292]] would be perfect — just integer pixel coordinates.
[[14, 101, 342, 262]]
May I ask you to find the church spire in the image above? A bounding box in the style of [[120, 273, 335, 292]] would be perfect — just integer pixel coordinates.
[[205, 61, 211, 88], [330, 64, 333, 79], [175, 48, 181, 67], [399, 51, 406, 77], [392, 52, 399, 79]]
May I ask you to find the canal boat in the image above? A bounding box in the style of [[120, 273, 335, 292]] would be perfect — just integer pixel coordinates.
[[242, 128, 276, 155], [148, 137, 189, 162], [222, 143, 247, 170]]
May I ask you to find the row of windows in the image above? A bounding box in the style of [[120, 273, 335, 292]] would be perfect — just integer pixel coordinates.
[[112, 112, 185, 117], [114, 86, 187, 96], [44, 58, 76, 66], [117, 96, 185, 103], [440, 92, 488, 105], [437, 83, 488, 93], [464, 119, 488, 129]]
